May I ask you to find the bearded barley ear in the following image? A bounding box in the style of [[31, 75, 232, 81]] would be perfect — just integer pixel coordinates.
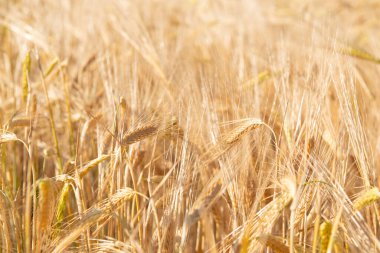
[[121, 124, 159, 145], [90, 238, 137, 252], [8, 116, 32, 129], [353, 187, 380, 210], [52, 188, 138, 253], [79, 114, 102, 150], [202, 118, 263, 164], [78, 154, 111, 178], [44, 57, 59, 77], [36, 178, 57, 252], [101, 131, 113, 154], [119, 96, 127, 111], [0, 132, 18, 144], [340, 46, 380, 64], [55, 183, 71, 231], [223, 118, 262, 145], [240, 231, 250, 253], [319, 221, 332, 253], [257, 234, 290, 253], [37, 179, 56, 230]]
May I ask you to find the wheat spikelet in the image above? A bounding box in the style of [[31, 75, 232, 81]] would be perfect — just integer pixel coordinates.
[[240, 232, 250, 253], [163, 123, 185, 140], [119, 96, 127, 112], [55, 183, 71, 229], [79, 114, 102, 149], [36, 178, 57, 253], [122, 124, 159, 145], [353, 187, 380, 210], [121, 117, 177, 147], [319, 221, 332, 253], [99, 188, 136, 211], [78, 154, 111, 178], [119, 97, 128, 130], [293, 179, 316, 228], [252, 177, 295, 230], [8, 116, 32, 128], [223, 118, 262, 145], [0, 132, 18, 144], [90, 238, 135, 252], [100, 131, 113, 154], [340, 46, 380, 64], [255, 191, 293, 230], [201, 118, 263, 165], [37, 179, 56, 231], [44, 57, 59, 77], [257, 234, 290, 253]]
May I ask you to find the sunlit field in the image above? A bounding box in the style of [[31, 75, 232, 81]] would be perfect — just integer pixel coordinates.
[[1, 0, 380, 252]]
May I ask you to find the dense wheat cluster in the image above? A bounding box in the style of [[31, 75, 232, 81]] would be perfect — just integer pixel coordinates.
[[1, 0, 380, 252]]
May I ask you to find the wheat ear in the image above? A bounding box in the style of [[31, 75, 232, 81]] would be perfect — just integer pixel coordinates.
[[353, 187, 380, 211]]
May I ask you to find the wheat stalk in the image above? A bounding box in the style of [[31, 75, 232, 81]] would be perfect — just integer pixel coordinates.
[[21, 50, 31, 104]]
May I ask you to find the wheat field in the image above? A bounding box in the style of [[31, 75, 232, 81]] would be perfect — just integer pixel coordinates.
[[0, 0, 380, 252]]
